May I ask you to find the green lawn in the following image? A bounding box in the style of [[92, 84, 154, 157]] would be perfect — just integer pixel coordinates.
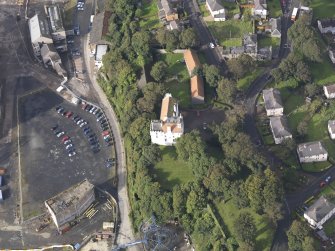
[[310, 0, 335, 19], [324, 217, 335, 236], [207, 20, 253, 47], [320, 181, 335, 197], [258, 36, 281, 48], [301, 161, 332, 172], [153, 146, 194, 190], [159, 53, 191, 107], [310, 56, 335, 85], [63, 0, 76, 29], [267, 0, 282, 17], [197, 0, 210, 17], [237, 68, 264, 91], [139, 0, 162, 30], [214, 199, 274, 251]]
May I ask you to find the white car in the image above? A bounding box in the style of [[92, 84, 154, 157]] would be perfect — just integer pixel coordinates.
[[326, 176, 332, 183], [90, 107, 96, 113], [209, 42, 215, 49], [64, 139, 72, 145], [80, 121, 88, 128], [68, 151, 76, 157], [93, 108, 100, 115], [66, 144, 73, 150], [77, 119, 84, 125], [57, 131, 65, 137]]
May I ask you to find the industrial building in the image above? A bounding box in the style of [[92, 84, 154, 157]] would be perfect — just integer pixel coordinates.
[[45, 179, 95, 230]]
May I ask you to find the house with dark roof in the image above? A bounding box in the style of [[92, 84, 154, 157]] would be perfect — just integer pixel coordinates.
[[323, 84, 335, 99], [304, 196, 335, 229], [206, 0, 226, 21], [262, 88, 283, 116], [89, 11, 111, 54], [253, 0, 268, 18], [297, 141, 328, 163], [328, 120, 335, 140], [266, 17, 281, 38], [222, 34, 263, 59], [318, 19, 335, 34], [269, 116, 292, 144]]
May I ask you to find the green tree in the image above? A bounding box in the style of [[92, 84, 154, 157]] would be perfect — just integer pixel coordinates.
[[132, 31, 150, 56], [172, 185, 186, 217], [302, 236, 317, 251], [150, 61, 167, 82], [179, 28, 198, 48], [227, 54, 254, 79], [203, 64, 221, 87], [217, 78, 237, 104], [304, 83, 319, 97], [245, 173, 265, 212], [287, 220, 310, 251], [233, 212, 256, 248]]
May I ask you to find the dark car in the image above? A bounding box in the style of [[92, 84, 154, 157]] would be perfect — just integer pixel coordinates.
[[54, 129, 62, 135], [51, 125, 58, 131], [84, 129, 91, 135], [73, 115, 79, 121]]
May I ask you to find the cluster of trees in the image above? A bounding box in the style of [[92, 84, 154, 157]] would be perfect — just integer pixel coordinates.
[[287, 220, 317, 251], [227, 54, 255, 80], [156, 28, 199, 51], [99, 1, 284, 250]]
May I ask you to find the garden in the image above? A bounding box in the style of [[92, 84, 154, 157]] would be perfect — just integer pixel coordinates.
[[139, 0, 162, 30]]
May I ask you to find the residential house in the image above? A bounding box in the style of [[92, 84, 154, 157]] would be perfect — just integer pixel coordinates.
[[41, 43, 67, 79], [262, 88, 283, 116], [150, 93, 184, 146], [253, 0, 268, 18], [169, 20, 179, 30], [318, 19, 335, 34], [222, 34, 265, 59], [157, 0, 178, 22], [265, 17, 281, 38], [323, 84, 335, 99], [206, 0, 226, 21], [329, 49, 335, 64], [184, 49, 205, 104], [184, 49, 201, 75], [328, 120, 335, 140], [304, 196, 335, 229], [269, 116, 292, 144], [89, 11, 111, 54], [28, 14, 53, 56], [190, 75, 205, 104], [297, 141, 328, 163]]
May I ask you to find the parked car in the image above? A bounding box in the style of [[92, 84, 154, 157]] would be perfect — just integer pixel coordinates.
[[64, 139, 72, 145], [102, 131, 110, 136], [99, 119, 107, 124], [73, 115, 79, 121], [320, 181, 326, 188], [84, 129, 91, 135], [97, 115, 105, 122], [57, 107, 65, 114], [326, 176, 332, 183], [54, 129, 62, 135], [51, 125, 58, 131], [74, 117, 81, 123], [68, 151, 76, 157], [66, 144, 74, 150], [62, 136, 70, 143], [93, 108, 100, 115], [95, 111, 103, 117], [77, 119, 84, 125], [80, 121, 88, 128], [85, 105, 92, 111], [89, 107, 96, 113], [57, 131, 65, 137], [65, 111, 73, 118], [81, 103, 87, 110]]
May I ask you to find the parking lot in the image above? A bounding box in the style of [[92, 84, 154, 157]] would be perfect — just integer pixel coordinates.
[[18, 88, 116, 220]]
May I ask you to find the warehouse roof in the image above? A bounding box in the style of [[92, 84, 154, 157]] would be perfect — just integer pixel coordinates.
[[90, 11, 112, 44]]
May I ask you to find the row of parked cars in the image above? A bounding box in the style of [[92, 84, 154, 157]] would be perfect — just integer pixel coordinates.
[[51, 124, 76, 157]]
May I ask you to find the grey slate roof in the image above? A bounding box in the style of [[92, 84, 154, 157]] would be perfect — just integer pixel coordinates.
[[270, 17, 281, 34], [90, 11, 112, 45], [263, 88, 283, 110], [41, 43, 60, 63], [324, 84, 335, 95], [206, 0, 224, 12], [305, 196, 335, 223], [270, 116, 291, 139], [254, 0, 267, 11], [297, 141, 328, 158], [319, 19, 335, 28]]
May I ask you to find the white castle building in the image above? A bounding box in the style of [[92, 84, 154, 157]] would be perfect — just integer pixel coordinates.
[[150, 93, 184, 146]]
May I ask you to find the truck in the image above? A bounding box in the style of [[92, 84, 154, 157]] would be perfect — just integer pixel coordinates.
[[291, 7, 299, 21]]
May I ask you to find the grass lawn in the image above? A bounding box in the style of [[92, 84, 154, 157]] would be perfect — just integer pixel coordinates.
[[320, 181, 335, 197], [258, 36, 281, 48], [267, 0, 282, 17], [159, 53, 191, 107], [63, 0, 76, 29], [237, 68, 264, 91], [310, 56, 335, 85], [310, 0, 335, 19], [214, 199, 274, 251], [301, 161, 332, 172], [324, 217, 335, 236], [139, 0, 162, 30], [197, 0, 210, 17], [207, 20, 253, 47], [153, 146, 194, 190]]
